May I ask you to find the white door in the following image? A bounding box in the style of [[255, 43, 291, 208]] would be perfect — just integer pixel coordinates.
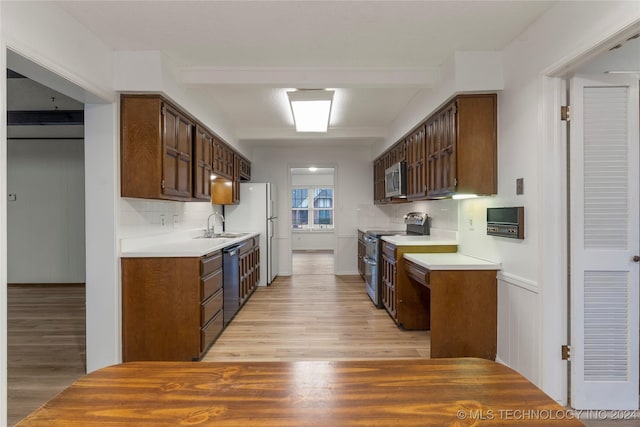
[[570, 75, 639, 409]]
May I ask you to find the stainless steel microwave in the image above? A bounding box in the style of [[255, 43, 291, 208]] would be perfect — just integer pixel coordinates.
[[384, 161, 407, 198]]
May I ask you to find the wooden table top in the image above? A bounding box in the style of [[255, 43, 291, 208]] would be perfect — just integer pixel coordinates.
[[17, 358, 584, 426]]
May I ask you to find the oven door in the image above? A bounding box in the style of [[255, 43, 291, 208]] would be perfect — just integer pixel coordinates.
[[364, 234, 378, 259], [363, 256, 378, 306]]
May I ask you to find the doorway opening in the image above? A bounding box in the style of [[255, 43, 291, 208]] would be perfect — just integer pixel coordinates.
[[6, 55, 87, 425], [290, 166, 336, 276]]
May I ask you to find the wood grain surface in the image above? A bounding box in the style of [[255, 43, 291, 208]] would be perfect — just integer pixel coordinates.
[[17, 358, 583, 426]]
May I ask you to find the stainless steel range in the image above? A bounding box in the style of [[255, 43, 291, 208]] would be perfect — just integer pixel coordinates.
[[363, 212, 429, 308]]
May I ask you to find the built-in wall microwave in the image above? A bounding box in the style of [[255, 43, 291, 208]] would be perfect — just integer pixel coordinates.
[[385, 161, 407, 198]]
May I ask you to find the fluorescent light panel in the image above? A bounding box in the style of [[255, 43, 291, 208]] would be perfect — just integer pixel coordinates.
[[287, 90, 334, 132]]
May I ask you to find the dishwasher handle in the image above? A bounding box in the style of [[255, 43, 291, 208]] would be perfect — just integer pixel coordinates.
[[223, 243, 246, 257]]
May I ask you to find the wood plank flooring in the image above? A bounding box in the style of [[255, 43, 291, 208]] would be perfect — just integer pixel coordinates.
[[202, 274, 430, 362], [291, 250, 334, 275], [6, 254, 639, 426], [7, 285, 86, 426]]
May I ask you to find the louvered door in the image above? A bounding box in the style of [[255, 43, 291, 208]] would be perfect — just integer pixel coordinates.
[[569, 76, 639, 410]]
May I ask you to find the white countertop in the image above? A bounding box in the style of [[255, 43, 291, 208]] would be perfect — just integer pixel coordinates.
[[404, 253, 501, 271], [381, 235, 458, 246], [120, 229, 259, 258]]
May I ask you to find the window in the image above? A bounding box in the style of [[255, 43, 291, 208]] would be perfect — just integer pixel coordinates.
[[292, 187, 334, 230]]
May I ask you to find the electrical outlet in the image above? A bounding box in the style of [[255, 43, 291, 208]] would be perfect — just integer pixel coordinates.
[[159, 214, 166, 227], [172, 214, 179, 228]]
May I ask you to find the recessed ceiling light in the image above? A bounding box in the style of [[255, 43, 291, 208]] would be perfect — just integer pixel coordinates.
[[287, 90, 334, 132]]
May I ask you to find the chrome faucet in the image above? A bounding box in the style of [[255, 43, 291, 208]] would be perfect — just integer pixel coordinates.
[[205, 211, 225, 237]]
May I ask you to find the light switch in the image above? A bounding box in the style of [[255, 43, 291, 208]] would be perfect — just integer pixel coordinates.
[[516, 178, 524, 195], [8, 194, 16, 202]]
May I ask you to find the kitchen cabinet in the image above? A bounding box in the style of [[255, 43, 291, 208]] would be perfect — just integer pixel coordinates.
[[405, 258, 497, 360], [122, 250, 224, 361], [372, 93, 497, 203], [426, 94, 497, 198], [237, 154, 251, 181], [121, 95, 193, 201], [380, 241, 457, 330], [357, 230, 366, 278], [193, 125, 214, 201], [121, 93, 251, 203], [211, 140, 239, 205], [239, 235, 260, 305], [373, 158, 387, 204], [406, 125, 428, 200], [213, 139, 234, 180], [373, 140, 407, 205]]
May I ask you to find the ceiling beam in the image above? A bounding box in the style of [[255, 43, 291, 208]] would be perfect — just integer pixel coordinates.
[[180, 67, 441, 88], [8, 110, 84, 126]]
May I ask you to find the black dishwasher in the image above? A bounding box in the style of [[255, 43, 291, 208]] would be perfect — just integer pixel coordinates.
[[223, 243, 244, 326]]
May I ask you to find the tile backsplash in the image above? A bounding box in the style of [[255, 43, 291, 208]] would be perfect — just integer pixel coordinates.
[[357, 199, 459, 231], [120, 198, 222, 238]]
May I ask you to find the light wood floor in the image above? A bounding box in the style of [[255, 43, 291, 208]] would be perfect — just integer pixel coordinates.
[[7, 285, 86, 426], [203, 274, 430, 362], [291, 249, 334, 275], [7, 255, 639, 426]]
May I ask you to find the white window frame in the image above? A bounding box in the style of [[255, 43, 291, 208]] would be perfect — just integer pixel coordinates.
[[291, 186, 334, 231]]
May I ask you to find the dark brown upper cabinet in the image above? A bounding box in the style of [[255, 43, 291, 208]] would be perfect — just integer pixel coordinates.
[[121, 95, 193, 201], [121, 94, 251, 203], [426, 94, 497, 198], [193, 125, 214, 201], [374, 93, 497, 204]]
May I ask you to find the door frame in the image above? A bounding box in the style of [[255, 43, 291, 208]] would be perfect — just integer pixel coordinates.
[[287, 164, 338, 275], [539, 24, 640, 405]]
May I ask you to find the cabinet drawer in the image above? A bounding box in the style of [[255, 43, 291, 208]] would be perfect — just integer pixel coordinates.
[[201, 289, 223, 325], [382, 242, 396, 258], [201, 251, 222, 276], [201, 268, 223, 300], [405, 259, 429, 287], [201, 310, 224, 353]]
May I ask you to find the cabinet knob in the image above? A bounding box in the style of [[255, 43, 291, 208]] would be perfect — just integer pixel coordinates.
[[633, 255, 640, 263]]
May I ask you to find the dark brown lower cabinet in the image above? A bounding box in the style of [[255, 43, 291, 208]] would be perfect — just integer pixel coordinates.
[[239, 236, 260, 305], [381, 242, 457, 330], [122, 251, 224, 362], [405, 259, 498, 360]]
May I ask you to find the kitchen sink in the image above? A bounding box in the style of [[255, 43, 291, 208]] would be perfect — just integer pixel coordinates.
[[213, 232, 250, 238], [193, 232, 249, 240]]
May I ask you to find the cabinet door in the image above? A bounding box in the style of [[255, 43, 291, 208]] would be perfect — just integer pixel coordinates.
[[407, 126, 428, 200], [425, 117, 438, 196], [381, 253, 397, 321], [212, 139, 233, 180], [439, 102, 457, 195], [373, 158, 387, 204], [232, 154, 241, 204], [193, 126, 213, 200], [162, 104, 193, 199], [427, 101, 457, 197]]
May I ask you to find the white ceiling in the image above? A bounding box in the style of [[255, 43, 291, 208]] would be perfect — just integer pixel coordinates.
[[48, 1, 558, 144]]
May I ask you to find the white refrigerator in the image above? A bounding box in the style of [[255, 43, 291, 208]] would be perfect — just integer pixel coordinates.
[[225, 183, 278, 286]]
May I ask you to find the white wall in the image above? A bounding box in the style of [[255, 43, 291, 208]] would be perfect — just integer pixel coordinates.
[[251, 143, 373, 275], [120, 198, 222, 239], [7, 139, 85, 283], [381, 0, 640, 404], [1, 1, 119, 401], [114, 51, 250, 157]]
